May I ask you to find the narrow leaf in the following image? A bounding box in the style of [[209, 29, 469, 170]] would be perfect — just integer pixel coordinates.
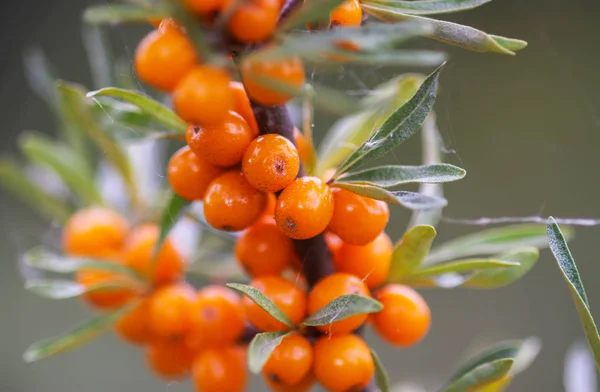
[[313, 49, 446, 67], [154, 193, 191, 260], [248, 331, 291, 374], [279, 0, 347, 32], [444, 359, 514, 392], [25, 279, 128, 300], [227, 283, 294, 328], [389, 225, 437, 281], [547, 218, 600, 370], [462, 247, 539, 289], [332, 182, 448, 210], [407, 259, 519, 278], [335, 163, 465, 187], [83, 4, 170, 25], [82, 25, 114, 89], [303, 294, 382, 326], [371, 349, 391, 392], [364, 0, 492, 15], [23, 48, 60, 114]]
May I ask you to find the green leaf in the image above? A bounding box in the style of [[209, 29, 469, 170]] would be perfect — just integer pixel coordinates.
[[427, 224, 574, 264], [462, 247, 539, 289], [371, 349, 390, 392], [278, 0, 347, 32], [362, 6, 527, 55], [87, 87, 187, 133], [82, 25, 114, 89], [389, 225, 437, 281], [547, 217, 600, 370], [313, 49, 446, 67], [227, 283, 294, 328], [248, 331, 291, 374], [444, 359, 514, 392], [407, 259, 519, 279], [337, 64, 443, 175], [83, 4, 170, 25], [363, 0, 492, 15], [332, 183, 448, 210], [335, 163, 465, 187], [154, 193, 191, 259], [23, 48, 60, 115], [302, 294, 383, 326], [23, 304, 133, 362], [19, 132, 103, 205], [0, 159, 72, 222], [25, 279, 129, 300]]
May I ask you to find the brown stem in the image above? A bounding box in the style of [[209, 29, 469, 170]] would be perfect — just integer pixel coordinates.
[[278, 0, 305, 25]]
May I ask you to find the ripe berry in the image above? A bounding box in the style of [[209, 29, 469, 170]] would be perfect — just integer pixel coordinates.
[[330, 0, 363, 27], [185, 0, 228, 14], [192, 346, 248, 392], [243, 134, 300, 193], [188, 285, 245, 348], [275, 177, 334, 239], [313, 334, 374, 392], [263, 373, 315, 392], [371, 284, 431, 347], [228, 0, 279, 43], [146, 338, 195, 380], [242, 276, 307, 331], [168, 145, 225, 201], [325, 232, 343, 257], [203, 170, 267, 231], [123, 224, 184, 285], [328, 188, 389, 245], [262, 193, 277, 218], [186, 112, 253, 168], [62, 207, 129, 258], [235, 218, 294, 277], [134, 28, 198, 92], [263, 332, 313, 385], [241, 56, 305, 106], [333, 232, 393, 289], [149, 282, 195, 338], [173, 65, 234, 125], [75, 266, 135, 310], [115, 299, 154, 345], [308, 272, 370, 335], [230, 81, 259, 135]]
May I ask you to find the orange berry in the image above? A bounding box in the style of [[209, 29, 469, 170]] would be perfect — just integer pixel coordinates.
[[293, 128, 310, 164], [328, 188, 389, 245], [192, 346, 248, 392], [158, 18, 182, 33], [75, 266, 136, 310], [173, 65, 234, 125], [148, 18, 162, 28], [313, 334, 374, 392], [185, 0, 228, 14], [188, 285, 245, 348], [262, 193, 277, 218], [62, 207, 129, 258], [235, 218, 293, 277], [263, 332, 313, 385], [330, 0, 362, 27], [186, 112, 253, 167], [264, 373, 315, 392], [168, 145, 225, 201], [203, 170, 267, 231], [242, 134, 300, 193], [371, 284, 431, 347], [242, 276, 307, 331], [333, 232, 393, 289], [275, 177, 334, 239], [135, 28, 198, 92], [308, 272, 370, 335], [325, 232, 343, 257], [115, 299, 154, 345], [149, 282, 195, 338], [123, 224, 185, 284], [146, 338, 195, 380], [228, 0, 279, 43], [241, 56, 305, 106], [230, 81, 259, 135]]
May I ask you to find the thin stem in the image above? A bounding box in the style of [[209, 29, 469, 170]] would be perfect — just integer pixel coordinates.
[[278, 0, 304, 25]]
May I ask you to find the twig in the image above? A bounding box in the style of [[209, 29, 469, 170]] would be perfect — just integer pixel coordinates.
[[442, 216, 600, 227], [278, 0, 304, 25]]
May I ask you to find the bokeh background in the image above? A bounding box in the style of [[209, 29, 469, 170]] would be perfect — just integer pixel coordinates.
[[2, 0, 600, 391]]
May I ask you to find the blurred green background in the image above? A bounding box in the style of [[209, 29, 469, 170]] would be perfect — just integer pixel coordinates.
[[1, 0, 599, 391]]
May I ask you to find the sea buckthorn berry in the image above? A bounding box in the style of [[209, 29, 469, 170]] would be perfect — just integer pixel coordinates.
[[146, 338, 195, 380], [185, 0, 228, 14], [192, 346, 248, 392], [135, 28, 198, 92], [262, 193, 277, 218], [241, 56, 305, 106], [242, 276, 307, 331], [168, 145, 225, 201], [328, 188, 389, 245], [263, 332, 313, 385], [228, 0, 279, 43], [242, 134, 300, 193], [313, 334, 374, 392], [275, 177, 334, 240], [62, 207, 129, 258], [123, 224, 184, 284], [115, 299, 154, 345], [308, 272, 370, 335], [149, 282, 195, 338], [158, 18, 182, 33], [293, 128, 310, 164], [188, 285, 245, 348], [264, 373, 315, 392], [230, 81, 259, 136], [76, 266, 135, 310], [203, 170, 267, 232], [371, 284, 431, 347], [173, 65, 234, 126], [186, 112, 253, 168], [333, 232, 393, 289], [325, 232, 343, 257], [330, 0, 363, 27], [235, 218, 293, 277]]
